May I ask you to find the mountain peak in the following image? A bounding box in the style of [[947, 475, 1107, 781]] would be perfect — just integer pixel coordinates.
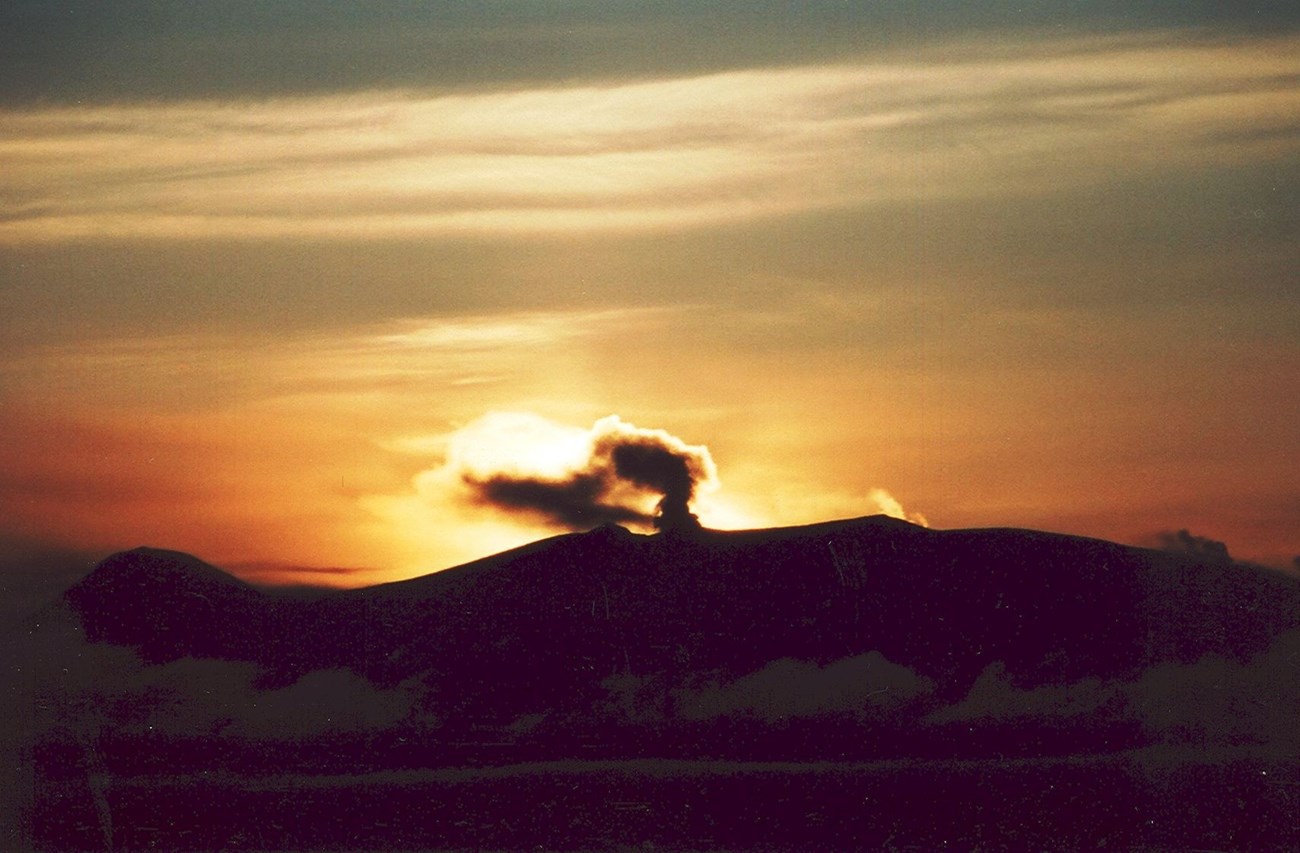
[[585, 521, 637, 538], [63, 546, 264, 661], [71, 546, 252, 595]]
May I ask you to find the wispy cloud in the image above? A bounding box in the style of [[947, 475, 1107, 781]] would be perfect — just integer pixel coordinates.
[[0, 307, 673, 409], [2, 32, 1295, 242]]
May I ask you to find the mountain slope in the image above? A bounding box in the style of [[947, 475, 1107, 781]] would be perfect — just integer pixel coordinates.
[[57, 518, 1300, 716], [62, 546, 270, 663], [17, 517, 1300, 851]]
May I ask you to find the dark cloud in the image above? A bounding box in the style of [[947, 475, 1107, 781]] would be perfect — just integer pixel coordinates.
[[469, 472, 649, 529], [925, 662, 1121, 726], [1157, 529, 1233, 564], [457, 414, 717, 533], [3, 2, 1292, 105], [0, 537, 101, 632], [210, 668, 416, 740], [675, 652, 935, 722], [1128, 629, 1300, 750], [10, 626, 420, 748], [926, 630, 1300, 753]]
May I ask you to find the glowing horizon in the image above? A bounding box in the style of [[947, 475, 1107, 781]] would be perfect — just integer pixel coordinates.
[[1, 11, 1297, 590]]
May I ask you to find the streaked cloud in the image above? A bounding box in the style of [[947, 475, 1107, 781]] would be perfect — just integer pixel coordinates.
[[0, 307, 675, 410], [3, 32, 1295, 242]]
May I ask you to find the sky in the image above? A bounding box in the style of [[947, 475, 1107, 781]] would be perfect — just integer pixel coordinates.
[[1, 2, 1297, 591]]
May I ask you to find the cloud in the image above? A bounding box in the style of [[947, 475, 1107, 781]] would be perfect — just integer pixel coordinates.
[[1156, 529, 1232, 565], [677, 652, 935, 722], [926, 629, 1300, 754], [12, 632, 420, 746], [8, 3, 1298, 108], [925, 662, 1119, 726], [0, 309, 690, 577], [0, 537, 100, 631], [215, 668, 416, 740], [2, 308, 669, 409], [1127, 629, 1300, 751], [2, 32, 1296, 242], [444, 413, 718, 532]]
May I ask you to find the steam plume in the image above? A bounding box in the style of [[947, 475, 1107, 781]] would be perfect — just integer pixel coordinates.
[[450, 413, 717, 532], [868, 488, 929, 527]]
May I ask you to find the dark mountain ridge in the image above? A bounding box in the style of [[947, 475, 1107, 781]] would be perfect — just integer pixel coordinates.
[[61, 516, 1298, 701], [62, 546, 265, 663], [16, 516, 1300, 851]]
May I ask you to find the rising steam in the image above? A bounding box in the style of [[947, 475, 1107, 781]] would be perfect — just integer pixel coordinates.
[[446, 413, 718, 532], [867, 488, 929, 527]]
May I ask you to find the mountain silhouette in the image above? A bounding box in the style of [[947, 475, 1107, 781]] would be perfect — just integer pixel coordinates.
[[17, 517, 1300, 850], [63, 546, 266, 663], [63, 518, 1297, 690]]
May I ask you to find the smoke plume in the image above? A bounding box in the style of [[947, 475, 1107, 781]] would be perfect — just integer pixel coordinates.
[[449, 413, 718, 532]]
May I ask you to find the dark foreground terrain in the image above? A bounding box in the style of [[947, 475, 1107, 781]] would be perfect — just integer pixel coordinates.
[[5, 517, 1299, 850], [28, 752, 1300, 851]]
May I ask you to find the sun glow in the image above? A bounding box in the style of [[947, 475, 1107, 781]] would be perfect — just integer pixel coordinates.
[[691, 492, 769, 531], [446, 412, 596, 482], [2, 23, 1297, 584], [348, 411, 774, 578]]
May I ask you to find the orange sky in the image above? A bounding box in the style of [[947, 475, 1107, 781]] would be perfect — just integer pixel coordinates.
[[2, 13, 1297, 586]]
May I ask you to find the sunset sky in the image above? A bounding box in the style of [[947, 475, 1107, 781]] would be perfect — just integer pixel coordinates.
[[2, 2, 1297, 592]]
